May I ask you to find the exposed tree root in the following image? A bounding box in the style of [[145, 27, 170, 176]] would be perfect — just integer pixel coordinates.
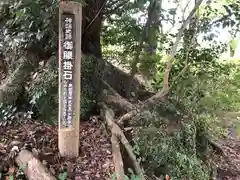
[[100, 103, 125, 179], [100, 103, 145, 180], [103, 94, 133, 111], [15, 150, 56, 180], [111, 134, 125, 180], [118, 126, 145, 180], [208, 138, 225, 155], [101, 80, 136, 112], [119, 109, 140, 123], [101, 80, 154, 125]]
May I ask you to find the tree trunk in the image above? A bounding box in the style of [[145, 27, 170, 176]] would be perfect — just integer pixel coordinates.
[[82, 0, 106, 58], [0, 1, 151, 120]]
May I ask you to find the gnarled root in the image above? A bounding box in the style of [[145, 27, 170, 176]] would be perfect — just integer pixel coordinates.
[[100, 103, 145, 180]]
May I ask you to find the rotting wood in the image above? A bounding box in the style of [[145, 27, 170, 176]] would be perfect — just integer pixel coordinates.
[[15, 150, 57, 180]]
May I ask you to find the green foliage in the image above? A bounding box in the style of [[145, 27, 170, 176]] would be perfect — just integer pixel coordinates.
[[133, 116, 211, 180], [0, 0, 86, 56], [0, 103, 33, 126], [27, 55, 99, 121], [130, 22, 240, 178], [150, 37, 240, 138], [80, 55, 100, 116], [0, 0, 100, 121], [28, 57, 58, 121], [102, 0, 162, 77], [0, 0, 59, 53], [110, 171, 141, 180], [1, 0, 240, 178], [58, 171, 68, 180], [138, 52, 162, 78], [0, 103, 17, 126], [151, 39, 240, 115]]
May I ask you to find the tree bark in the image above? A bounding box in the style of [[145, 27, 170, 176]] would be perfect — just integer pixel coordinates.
[[126, 0, 159, 98], [82, 0, 107, 58], [0, 0, 152, 119]]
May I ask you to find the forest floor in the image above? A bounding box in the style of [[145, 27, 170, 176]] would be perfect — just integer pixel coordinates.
[[0, 116, 114, 180], [214, 137, 240, 180], [0, 115, 240, 180]]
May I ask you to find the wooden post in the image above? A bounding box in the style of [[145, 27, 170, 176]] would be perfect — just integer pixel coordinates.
[[58, 1, 82, 158]]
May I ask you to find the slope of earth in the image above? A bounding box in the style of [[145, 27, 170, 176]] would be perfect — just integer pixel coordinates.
[[0, 116, 114, 180]]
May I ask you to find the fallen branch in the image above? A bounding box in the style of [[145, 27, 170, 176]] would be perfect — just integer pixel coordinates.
[[15, 150, 57, 180], [100, 103, 145, 180], [118, 0, 204, 123], [118, 129, 145, 180]]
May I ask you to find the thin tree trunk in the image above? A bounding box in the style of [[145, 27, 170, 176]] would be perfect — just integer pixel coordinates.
[[119, 0, 204, 123], [125, 0, 158, 98]]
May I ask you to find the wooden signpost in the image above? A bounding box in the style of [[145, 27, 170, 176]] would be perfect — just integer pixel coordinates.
[[58, 1, 82, 158]]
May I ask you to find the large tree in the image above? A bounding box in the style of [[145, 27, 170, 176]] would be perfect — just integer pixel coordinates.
[[1, 0, 240, 179], [0, 0, 150, 117]]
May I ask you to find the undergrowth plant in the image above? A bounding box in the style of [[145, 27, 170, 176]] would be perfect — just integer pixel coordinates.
[[132, 114, 211, 180], [110, 171, 141, 180], [0, 103, 17, 124], [130, 37, 240, 179], [0, 103, 33, 126], [27, 56, 58, 122]]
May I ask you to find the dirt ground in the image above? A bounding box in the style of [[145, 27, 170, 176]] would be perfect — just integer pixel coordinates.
[[0, 117, 114, 180], [213, 137, 240, 180]]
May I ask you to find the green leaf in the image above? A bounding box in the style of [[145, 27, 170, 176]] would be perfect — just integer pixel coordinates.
[[58, 172, 68, 180]]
